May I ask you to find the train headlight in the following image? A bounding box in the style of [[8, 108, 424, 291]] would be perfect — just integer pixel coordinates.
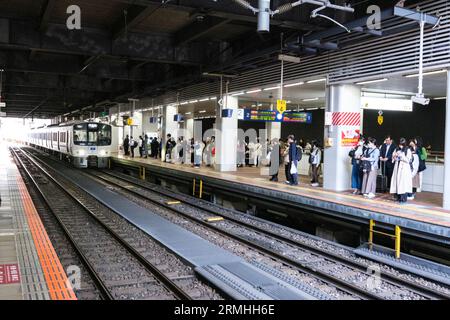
[[78, 150, 86, 156], [100, 150, 107, 156]]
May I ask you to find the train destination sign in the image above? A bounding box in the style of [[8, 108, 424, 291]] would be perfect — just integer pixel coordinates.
[[240, 109, 312, 124]]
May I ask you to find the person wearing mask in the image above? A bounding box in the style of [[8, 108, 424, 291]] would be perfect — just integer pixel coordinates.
[[310, 140, 322, 187], [165, 134, 176, 162], [390, 138, 413, 203], [138, 135, 144, 158], [286, 135, 299, 186], [269, 139, 281, 182], [204, 137, 212, 167], [379, 135, 396, 190], [349, 137, 364, 194], [360, 137, 380, 199], [408, 140, 420, 200], [414, 136, 427, 192], [123, 135, 130, 156]]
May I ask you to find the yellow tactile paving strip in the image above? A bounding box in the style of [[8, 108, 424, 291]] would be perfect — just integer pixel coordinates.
[[16, 171, 77, 300]]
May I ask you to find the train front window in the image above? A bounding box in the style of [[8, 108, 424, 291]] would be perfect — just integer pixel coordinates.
[[73, 124, 88, 145], [97, 124, 112, 146], [73, 123, 112, 146]]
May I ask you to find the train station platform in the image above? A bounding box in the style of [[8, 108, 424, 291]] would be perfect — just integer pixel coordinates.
[[0, 144, 76, 300], [111, 154, 450, 244]]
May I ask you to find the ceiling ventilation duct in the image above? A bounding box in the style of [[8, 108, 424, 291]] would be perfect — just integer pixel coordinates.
[[230, 0, 354, 33]]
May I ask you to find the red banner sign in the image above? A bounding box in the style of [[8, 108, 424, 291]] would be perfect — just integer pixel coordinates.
[[0, 264, 21, 285]]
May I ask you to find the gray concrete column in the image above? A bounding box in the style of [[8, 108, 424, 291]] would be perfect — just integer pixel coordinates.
[[443, 70, 450, 209], [323, 84, 361, 191]]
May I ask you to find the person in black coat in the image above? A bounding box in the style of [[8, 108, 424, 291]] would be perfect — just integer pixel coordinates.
[[379, 135, 397, 189], [286, 135, 299, 186], [123, 135, 130, 156]]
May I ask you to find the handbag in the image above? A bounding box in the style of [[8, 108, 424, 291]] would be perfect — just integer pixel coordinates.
[[290, 163, 298, 175]]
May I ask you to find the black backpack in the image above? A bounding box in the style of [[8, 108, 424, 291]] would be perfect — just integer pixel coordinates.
[[296, 146, 302, 162]]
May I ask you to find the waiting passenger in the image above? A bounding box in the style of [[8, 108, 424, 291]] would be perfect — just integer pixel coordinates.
[[309, 140, 322, 187], [269, 139, 281, 182], [414, 136, 427, 192], [286, 135, 299, 186], [407, 140, 420, 200], [138, 136, 144, 158], [237, 140, 246, 168], [281, 139, 290, 182], [390, 138, 413, 203], [349, 137, 364, 194], [151, 137, 159, 159], [130, 136, 137, 158], [143, 135, 149, 158], [193, 140, 204, 168], [165, 134, 176, 162], [379, 135, 396, 191], [360, 137, 380, 199], [123, 135, 130, 156]]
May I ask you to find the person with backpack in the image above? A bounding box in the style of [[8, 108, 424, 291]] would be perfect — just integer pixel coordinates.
[[349, 137, 364, 194], [414, 136, 427, 192], [285, 135, 300, 186], [360, 137, 380, 199], [390, 138, 413, 203], [310, 140, 322, 187]]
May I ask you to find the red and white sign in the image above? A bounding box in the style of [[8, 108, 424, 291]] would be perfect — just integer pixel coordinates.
[[0, 264, 21, 285], [341, 129, 361, 147], [332, 112, 361, 126]]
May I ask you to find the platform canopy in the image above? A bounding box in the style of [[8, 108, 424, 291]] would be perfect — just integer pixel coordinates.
[[0, 0, 424, 118]]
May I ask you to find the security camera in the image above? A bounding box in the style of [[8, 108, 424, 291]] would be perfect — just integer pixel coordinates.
[[411, 94, 430, 106]]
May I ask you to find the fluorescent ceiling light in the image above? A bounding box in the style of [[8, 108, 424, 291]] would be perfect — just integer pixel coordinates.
[[356, 78, 388, 85], [263, 86, 281, 91], [404, 69, 446, 78], [286, 100, 292, 103], [210, 97, 217, 100], [199, 98, 209, 102], [308, 107, 319, 110], [189, 100, 198, 103], [433, 97, 446, 100], [232, 92, 244, 96], [246, 89, 262, 94], [180, 102, 189, 105], [284, 82, 304, 88], [185, 112, 192, 115], [306, 78, 326, 84], [199, 110, 207, 113], [302, 98, 319, 101]]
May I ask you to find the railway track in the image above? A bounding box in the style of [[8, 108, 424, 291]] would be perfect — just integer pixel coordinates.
[[22, 147, 450, 300], [89, 167, 450, 300], [11, 147, 209, 300]]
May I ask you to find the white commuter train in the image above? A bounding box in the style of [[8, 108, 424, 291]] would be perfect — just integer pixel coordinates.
[[27, 121, 118, 168]]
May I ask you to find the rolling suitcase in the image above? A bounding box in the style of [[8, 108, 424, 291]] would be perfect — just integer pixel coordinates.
[[376, 162, 388, 193]]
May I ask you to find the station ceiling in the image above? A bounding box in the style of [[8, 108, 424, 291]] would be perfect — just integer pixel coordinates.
[[0, 0, 425, 118]]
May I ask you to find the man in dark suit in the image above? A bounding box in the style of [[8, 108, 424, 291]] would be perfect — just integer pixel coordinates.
[[379, 135, 396, 189]]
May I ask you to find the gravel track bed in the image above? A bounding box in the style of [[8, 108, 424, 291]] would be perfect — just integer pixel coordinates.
[[108, 169, 450, 298], [96, 170, 448, 300], [27, 151, 222, 300]]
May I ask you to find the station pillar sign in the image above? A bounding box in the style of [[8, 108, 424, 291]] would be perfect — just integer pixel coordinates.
[[377, 111, 384, 126], [126, 118, 134, 126], [277, 100, 287, 114]]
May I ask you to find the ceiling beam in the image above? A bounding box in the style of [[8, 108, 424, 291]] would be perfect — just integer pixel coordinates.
[[112, 5, 158, 40], [38, 0, 56, 32], [175, 16, 231, 46]]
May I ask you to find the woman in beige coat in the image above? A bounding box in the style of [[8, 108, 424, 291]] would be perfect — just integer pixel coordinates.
[[408, 140, 420, 200], [390, 138, 413, 203]]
